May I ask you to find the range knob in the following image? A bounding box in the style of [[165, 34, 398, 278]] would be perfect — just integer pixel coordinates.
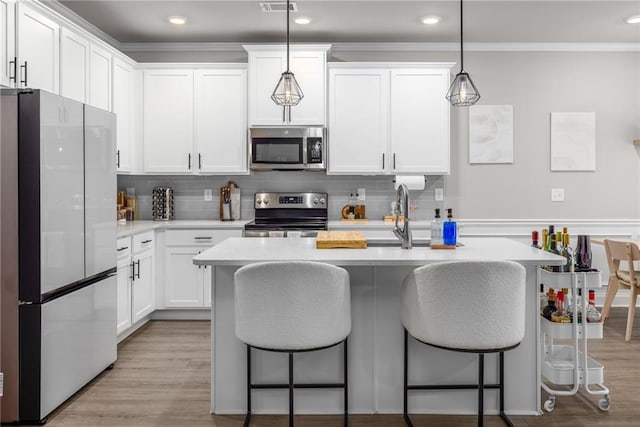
[[263, 198, 269, 205], [319, 197, 326, 205], [256, 198, 262, 205], [313, 197, 319, 204]]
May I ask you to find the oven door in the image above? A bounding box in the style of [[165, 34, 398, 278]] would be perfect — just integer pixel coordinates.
[[250, 137, 304, 170]]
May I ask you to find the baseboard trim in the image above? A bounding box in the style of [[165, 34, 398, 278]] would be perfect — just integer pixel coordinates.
[[150, 309, 211, 320]]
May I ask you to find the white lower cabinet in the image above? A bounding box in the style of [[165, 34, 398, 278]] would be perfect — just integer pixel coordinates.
[[116, 231, 155, 337], [164, 229, 241, 308]]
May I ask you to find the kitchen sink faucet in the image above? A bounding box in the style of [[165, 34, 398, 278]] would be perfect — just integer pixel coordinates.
[[393, 184, 412, 249]]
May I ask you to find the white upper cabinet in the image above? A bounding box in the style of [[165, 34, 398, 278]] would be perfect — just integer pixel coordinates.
[[143, 69, 194, 173], [0, 0, 16, 87], [328, 68, 390, 174], [328, 63, 452, 175], [390, 68, 450, 174], [60, 27, 89, 103], [143, 66, 248, 175], [16, 3, 59, 92], [244, 44, 330, 126], [112, 57, 135, 172], [88, 43, 112, 111], [194, 68, 248, 174]]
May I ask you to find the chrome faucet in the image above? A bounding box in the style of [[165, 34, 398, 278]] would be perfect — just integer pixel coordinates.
[[393, 184, 412, 249]]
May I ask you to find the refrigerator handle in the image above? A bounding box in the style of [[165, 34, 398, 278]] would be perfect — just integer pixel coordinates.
[[19, 61, 27, 87], [135, 260, 141, 279], [9, 57, 16, 83]]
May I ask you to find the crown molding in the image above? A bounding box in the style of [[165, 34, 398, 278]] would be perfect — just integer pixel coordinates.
[[119, 42, 640, 54]]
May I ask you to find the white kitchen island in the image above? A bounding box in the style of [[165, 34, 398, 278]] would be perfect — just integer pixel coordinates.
[[193, 237, 565, 416]]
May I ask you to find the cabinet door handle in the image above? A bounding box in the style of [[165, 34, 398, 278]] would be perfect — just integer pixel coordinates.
[[188, 153, 192, 170], [19, 61, 27, 87], [141, 239, 152, 244], [194, 236, 212, 240], [135, 260, 141, 279], [9, 57, 16, 83], [117, 246, 129, 252], [382, 153, 385, 169], [129, 261, 136, 281], [198, 153, 202, 170], [198, 250, 201, 269], [116, 150, 120, 168], [393, 153, 396, 169]]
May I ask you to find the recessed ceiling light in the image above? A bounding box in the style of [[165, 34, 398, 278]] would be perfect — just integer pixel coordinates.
[[626, 15, 640, 24], [295, 16, 311, 25], [421, 16, 441, 25], [168, 16, 187, 25]]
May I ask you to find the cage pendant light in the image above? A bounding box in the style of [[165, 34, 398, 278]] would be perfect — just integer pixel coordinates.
[[271, 0, 303, 106], [446, 0, 480, 106]]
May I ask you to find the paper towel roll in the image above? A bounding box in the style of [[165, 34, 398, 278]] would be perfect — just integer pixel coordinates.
[[394, 175, 425, 190]]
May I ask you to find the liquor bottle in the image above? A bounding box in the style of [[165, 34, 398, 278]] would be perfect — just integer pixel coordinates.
[[587, 290, 602, 323], [575, 235, 593, 272], [531, 231, 540, 248], [430, 208, 444, 245], [567, 288, 583, 323], [561, 232, 574, 272], [539, 284, 547, 315], [542, 288, 557, 320], [442, 208, 457, 246], [551, 290, 571, 323], [541, 228, 549, 251], [549, 234, 561, 272]]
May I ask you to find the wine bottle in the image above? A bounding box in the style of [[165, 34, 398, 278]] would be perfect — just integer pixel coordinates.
[[549, 234, 561, 272], [561, 232, 574, 272]]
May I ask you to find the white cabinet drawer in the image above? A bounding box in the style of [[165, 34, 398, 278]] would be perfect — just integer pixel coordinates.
[[165, 229, 241, 246], [132, 231, 154, 254], [116, 237, 131, 261]]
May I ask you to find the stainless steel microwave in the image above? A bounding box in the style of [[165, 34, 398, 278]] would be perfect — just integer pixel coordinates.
[[249, 126, 326, 171]]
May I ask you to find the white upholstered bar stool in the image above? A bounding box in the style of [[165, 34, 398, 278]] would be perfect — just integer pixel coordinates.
[[234, 261, 351, 427], [401, 260, 526, 427]]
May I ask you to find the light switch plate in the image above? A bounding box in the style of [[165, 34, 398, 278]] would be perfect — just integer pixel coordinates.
[[551, 188, 565, 202], [357, 188, 366, 201], [204, 189, 213, 201], [435, 188, 444, 201]]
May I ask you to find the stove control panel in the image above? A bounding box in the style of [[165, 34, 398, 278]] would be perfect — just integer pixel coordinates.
[[254, 192, 328, 209]]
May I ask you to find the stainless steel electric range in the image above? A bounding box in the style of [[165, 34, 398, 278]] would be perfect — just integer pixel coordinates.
[[243, 192, 328, 237]]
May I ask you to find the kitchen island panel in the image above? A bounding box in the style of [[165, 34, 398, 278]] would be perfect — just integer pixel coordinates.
[[197, 238, 564, 415]]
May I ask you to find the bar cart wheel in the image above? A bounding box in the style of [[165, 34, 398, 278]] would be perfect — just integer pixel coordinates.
[[544, 396, 556, 412], [598, 395, 610, 411]]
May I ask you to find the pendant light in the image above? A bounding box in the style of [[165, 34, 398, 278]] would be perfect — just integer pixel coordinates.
[[271, 0, 303, 106], [446, 0, 480, 106]]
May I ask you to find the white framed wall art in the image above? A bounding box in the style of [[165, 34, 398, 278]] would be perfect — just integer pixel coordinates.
[[550, 112, 596, 171], [469, 105, 514, 164]]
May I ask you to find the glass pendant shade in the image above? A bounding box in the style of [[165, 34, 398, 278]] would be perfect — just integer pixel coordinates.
[[446, 71, 480, 106], [271, 71, 303, 106]]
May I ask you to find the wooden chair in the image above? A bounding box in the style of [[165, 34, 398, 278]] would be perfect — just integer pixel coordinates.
[[601, 239, 640, 341]]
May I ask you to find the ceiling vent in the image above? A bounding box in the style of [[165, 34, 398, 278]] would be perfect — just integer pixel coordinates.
[[259, 2, 298, 13]]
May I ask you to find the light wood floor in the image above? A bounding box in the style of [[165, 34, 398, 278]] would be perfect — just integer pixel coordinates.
[[45, 308, 640, 427]]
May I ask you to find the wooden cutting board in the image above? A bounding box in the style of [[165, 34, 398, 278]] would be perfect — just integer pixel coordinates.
[[316, 231, 367, 249]]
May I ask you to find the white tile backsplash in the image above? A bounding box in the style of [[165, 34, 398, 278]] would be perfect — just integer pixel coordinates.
[[118, 173, 444, 221]]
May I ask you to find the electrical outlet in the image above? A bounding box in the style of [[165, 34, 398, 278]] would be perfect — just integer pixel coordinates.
[[551, 188, 565, 202], [435, 188, 444, 201], [357, 188, 366, 201], [204, 189, 213, 201]]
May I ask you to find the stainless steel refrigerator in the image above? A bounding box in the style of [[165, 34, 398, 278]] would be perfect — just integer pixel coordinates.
[[0, 89, 117, 423]]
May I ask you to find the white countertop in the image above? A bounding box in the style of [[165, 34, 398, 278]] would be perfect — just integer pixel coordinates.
[[328, 219, 431, 229], [117, 220, 249, 237], [193, 237, 565, 267]]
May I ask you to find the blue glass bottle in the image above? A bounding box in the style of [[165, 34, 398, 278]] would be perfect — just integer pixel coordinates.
[[443, 208, 457, 246]]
